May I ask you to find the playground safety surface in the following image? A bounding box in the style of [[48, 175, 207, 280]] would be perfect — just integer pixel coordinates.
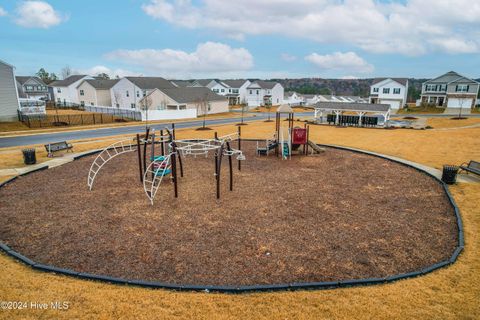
[[0, 142, 458, 286]]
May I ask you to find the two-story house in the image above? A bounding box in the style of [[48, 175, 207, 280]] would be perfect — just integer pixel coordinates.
[[284, 91, 305, 106], [16, 76, 49, 100], [369, 78, 408, 111], [50, 75, 91, 105], [110, 77, 176, 109], [245, 81, 284, 108], [220, 80, 251, 105], [421, 71, 479, 113], [0, 59, 20, 122], [76, 79, 120, 107]]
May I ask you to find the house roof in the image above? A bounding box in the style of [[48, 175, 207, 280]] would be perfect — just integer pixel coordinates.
[[372, 78, 408, 86], [16, 76, 46, 86], [170, 80, 193, 87], [424, 71, 479, 85], [155, 87, 227, 104], [193, 79, 215, 87], [126, 77, 176, 90], [314, 102, 390, 112], [50, 75, 88, 87], [248, 80, 278, 90], [221, 79, 248, 88], [83, 79, 119, 89]]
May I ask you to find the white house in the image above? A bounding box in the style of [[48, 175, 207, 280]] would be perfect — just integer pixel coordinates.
[[245, 81, 284, 108], [0, 59, 20, 122], [283, 91, 305, 106], [16, 76, 49, 100], [76, 79, 119, 107], [210, 81, 229, 96], [219, 80, 251, 105], [50, 75, 91, 105], [110, 77, 176, 109], [137, 87, 228, 120], [369, 78, 409, 111]]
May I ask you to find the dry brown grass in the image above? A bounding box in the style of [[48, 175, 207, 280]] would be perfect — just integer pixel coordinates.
[[46, 109, 97, 116]]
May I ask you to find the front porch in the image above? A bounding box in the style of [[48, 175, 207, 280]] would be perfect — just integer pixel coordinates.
[[421, 95, 446, 107]]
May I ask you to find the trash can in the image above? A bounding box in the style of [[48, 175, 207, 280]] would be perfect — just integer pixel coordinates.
[[441, 165, 458, 184], [22, 148, 36, 165]]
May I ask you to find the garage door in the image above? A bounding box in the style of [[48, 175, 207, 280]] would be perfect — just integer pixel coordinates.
[[380, 100, 400, 110], [447, 98, 473, 108]]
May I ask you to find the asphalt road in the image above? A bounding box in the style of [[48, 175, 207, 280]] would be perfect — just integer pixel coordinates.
[[0, 113, 286, 148], [1, 111, 478, 148]]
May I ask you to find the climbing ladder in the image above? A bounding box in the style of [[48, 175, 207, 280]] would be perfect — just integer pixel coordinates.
[[143, 154, 173, 205], [87, 138, 136, 190]]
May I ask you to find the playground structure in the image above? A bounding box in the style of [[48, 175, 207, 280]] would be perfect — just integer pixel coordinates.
[[87, 124, 245, 205], [257, 105, 322, 159]]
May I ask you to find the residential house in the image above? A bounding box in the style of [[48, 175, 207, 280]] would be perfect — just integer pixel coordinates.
[[245, 81, 284, 108], [284, 91, 305, 106], [421, 71, 479, 113], [170, 80, 193, 88], [220, 80, 251, 105], [369, 78, 409, 111], [0, 59, 20, 122], [210, 81, 229, 96], [76, 79, 120, 107], [16, 76, 49, 100], [138, 87, 228, 120], [110, 77, 176, 109], [50, 75, 91, 105]]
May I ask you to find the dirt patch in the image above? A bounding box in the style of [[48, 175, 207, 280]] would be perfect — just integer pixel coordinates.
[[0, 142, 458, 286]]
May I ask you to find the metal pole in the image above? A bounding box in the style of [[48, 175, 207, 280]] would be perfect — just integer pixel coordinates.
[[136, 134, 143, 182], [237, 126, 241, 171], [143, 128, 150, 176], [160, 129, 164, 156], [227, 141, 233, 191]]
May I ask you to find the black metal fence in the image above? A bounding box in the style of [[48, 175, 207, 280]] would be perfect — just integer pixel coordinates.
[[19, 112, 138, 128], [326, 114, 379, 127]]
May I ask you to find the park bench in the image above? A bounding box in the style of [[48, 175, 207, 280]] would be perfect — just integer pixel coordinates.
[[459, 160, 480, 176], [45, 141, 73, 157]]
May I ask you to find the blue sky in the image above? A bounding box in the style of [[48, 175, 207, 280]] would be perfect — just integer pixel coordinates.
[[1, 0, 479, 80]]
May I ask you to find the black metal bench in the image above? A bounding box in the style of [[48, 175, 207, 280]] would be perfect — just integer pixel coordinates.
[[459, 160, 480, 176], [45, 141, 73, 157]]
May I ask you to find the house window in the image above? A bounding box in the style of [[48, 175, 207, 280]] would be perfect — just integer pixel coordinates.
[[131, 103, 136, 108], [249, 90, 252, 94], [126, 91, 129, 97], [143, 90, 147, 97], [456, 85, 469, 92], [229, 89, 231, 93], [256, 90, 259, 94], [80, 89, 85, 96], [393, 88, 401, 94], [26, 85, 33, 91], [179, 105, 187, 110], [221, 89, 225, 93], [383, 88, 390, 94], [42, 86, 47, 91], [116, 103, 120, 107], [80, 101, 85, 106], [425, 84, 438, 92], [91, 102, 94, 106], [57, 88, 61, 93], [37, 86, 42, 91], [373, 87, 379, 93], [136, 91, 140, 97]]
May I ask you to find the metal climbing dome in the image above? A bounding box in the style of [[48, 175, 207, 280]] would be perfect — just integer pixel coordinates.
[[87, 139, 136, 190]]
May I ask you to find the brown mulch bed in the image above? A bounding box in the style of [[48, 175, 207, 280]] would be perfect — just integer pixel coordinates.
[[0, 142, 458, 286]]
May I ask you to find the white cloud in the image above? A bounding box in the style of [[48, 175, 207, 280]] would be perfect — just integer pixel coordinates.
[[105, 42, 254, 78], [305, 52, 374, 74], [75, 66, 142, 78], [15, 1, 66, 28], [0, 7, 7, 16], [141, 0, 480, 55], [280, 53, 297, 62]]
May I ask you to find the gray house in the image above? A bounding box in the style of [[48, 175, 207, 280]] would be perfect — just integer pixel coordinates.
[[0, 59, 20, 122], [16, 76, 49, 100], [421, 71, 479, 113]]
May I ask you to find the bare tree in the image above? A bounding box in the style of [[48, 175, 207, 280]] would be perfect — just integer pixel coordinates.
[[195, 93, 210, 130], [139, 94, 153, 128], [61, 65, 72, 79], [113, 90, 122, 108]]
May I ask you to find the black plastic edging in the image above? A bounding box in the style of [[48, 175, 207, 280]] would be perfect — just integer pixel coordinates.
[[0, 142, 465, 293]]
